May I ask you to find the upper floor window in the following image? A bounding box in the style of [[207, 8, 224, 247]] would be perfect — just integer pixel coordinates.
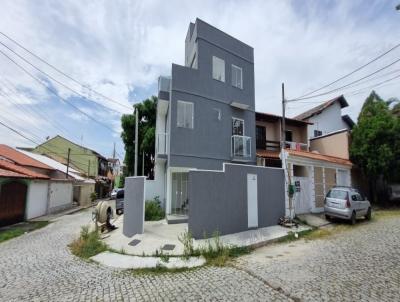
[[212, 56, 225, 82], [232, 117, 244, 136], [256, 126, 266, 149], [177, 101, 194, 129], [231, 64, 243, 89], [314, 129, 323, 137]]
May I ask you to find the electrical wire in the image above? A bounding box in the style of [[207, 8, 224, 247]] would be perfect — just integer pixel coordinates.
[[0, 48, 120, 134], [293, 42, 400, 99], [0, 40, 126, 115], [0, 31, 133, 111], [287, 57, 400, 102]]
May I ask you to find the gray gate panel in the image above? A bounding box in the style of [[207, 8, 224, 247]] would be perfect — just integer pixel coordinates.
[[123, 177, 145, 237], [188, 164, 285, 239]]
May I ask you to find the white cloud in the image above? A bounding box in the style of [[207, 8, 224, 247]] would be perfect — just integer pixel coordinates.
[[0, 0, 399, 154]]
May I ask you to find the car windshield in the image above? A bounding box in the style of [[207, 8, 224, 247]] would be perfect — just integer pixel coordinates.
[[327, 190, 347, 200]]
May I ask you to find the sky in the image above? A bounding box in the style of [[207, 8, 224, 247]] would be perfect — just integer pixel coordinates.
[[0, 0, 399, 161]]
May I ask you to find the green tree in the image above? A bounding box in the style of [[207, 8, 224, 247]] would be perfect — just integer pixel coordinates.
[[121, 96, 157, 178], [350, 91, 397, 202]]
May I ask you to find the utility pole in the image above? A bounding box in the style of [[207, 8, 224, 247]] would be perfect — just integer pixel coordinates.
[[281, 83, 293, 222], [134, 107, 139, 176], [281, 83, 286, 149], [66, 148, 71, 179], [142, 152, 145, 176], [112, 142, 116, 159]]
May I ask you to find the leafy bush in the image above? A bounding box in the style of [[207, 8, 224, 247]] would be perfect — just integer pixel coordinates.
[[90, 192, 97, 202], [69, 225, 107, 259], [145, 197, 165, 221]]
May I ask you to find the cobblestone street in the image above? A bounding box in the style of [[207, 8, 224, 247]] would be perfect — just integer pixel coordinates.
[[0, 209, 399, 301]]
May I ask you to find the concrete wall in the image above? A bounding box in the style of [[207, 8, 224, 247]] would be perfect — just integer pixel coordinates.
[[123, 177, 145, 237], [74, 183, 95, 207], [310, 131, 350, 159], [188, 163, 285, 239], [26, 180, 48, 219], [48, 181, 73, 213], [308, 102, 349, 138]]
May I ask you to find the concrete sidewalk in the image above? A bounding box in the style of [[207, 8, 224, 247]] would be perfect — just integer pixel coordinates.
[[103, 215, 311, 256]]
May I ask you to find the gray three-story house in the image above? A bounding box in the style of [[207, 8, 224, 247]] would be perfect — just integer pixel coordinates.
[[153, 18, 256, 218]]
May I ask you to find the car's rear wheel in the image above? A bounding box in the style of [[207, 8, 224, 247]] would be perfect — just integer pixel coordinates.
[[365, 207, 372, 221], [350, 211, 356, 225]]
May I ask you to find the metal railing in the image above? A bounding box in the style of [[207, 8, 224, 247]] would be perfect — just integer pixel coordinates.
[[285, 141, 308, 151], [156, 133, 168, 156], [231, 135, 251, 159], [256, 140, 308, 151]]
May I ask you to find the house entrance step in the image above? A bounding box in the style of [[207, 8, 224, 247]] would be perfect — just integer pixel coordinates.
[[166, 214, 188, 224]]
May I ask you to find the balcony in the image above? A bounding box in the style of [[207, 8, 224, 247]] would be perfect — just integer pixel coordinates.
[[158, 76, 171, 101], [156, 133, 168, 161], [256, 140, 308, 152], [231, 135, 251, 161]]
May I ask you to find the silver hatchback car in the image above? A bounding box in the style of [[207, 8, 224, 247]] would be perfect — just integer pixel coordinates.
[[324, 187, 371, 225]]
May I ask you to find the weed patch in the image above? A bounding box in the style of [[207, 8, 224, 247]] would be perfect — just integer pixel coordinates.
[[69, 225, 108, 259]]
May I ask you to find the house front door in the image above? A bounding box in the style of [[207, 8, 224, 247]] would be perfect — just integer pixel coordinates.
[[171, 172, 188, 215]]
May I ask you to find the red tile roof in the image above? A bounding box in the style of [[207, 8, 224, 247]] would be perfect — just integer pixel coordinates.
[[0, 167, 30, 178], [256, 150, 280, 159], [286, 149, 352, 166], [0, 160, 49, 179], [0, 144, 54, 170]]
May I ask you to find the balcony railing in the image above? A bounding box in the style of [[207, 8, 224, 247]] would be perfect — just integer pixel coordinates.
[[231, 135, 251, 159], [256, 140, 308, 152], [285, 141, 308, 151], [156, 133, 168, 156]]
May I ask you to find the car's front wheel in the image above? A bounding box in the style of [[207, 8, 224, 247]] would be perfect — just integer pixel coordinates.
[[350, 211, 356, 225], [365, 207, 372, 221]]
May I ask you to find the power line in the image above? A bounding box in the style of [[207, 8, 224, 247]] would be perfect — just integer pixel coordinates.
[[288, 57, 400, 102], [0, 78, 80, 141], [0, 40, 125, 115], [293, 42, 400, 99], [0, 31, 133, 111], [0, 48, 120, 134]]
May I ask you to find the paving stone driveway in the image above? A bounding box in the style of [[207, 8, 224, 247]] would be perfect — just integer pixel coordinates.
[[236, 216, 400, 302], [0, 210, 399, 301], [0, 209, 288, 302]]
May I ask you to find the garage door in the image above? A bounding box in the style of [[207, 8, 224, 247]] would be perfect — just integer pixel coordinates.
[[0, 181, 28, 227]]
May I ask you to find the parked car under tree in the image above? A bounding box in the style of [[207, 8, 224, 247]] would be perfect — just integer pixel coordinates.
[[324, 186, 371, 225]]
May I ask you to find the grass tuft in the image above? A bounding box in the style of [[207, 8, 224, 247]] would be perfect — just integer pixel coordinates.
[[0, 221, 49, 244], [69, 225, 108, 259]]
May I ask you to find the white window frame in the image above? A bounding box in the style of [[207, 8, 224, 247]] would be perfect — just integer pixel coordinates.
[[232, 117, 245, 136], [212, 56, 225, 82], [177, 100, 194, 129], [231, 64, 243, 89]]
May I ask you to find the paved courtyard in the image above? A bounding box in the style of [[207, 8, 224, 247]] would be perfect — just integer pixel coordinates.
[[0, 209, 399, 301]]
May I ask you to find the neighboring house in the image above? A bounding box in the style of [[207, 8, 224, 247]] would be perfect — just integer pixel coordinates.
[[0, 145, 74, 226], [295, 95, 354, 139], [127, 19, 285, 239], [0, 159, 50, 226], [255, 111, 352, 215], [32, 135, 111, 197], [17, 149, 95, 207], [32, 135, 108, 177]]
